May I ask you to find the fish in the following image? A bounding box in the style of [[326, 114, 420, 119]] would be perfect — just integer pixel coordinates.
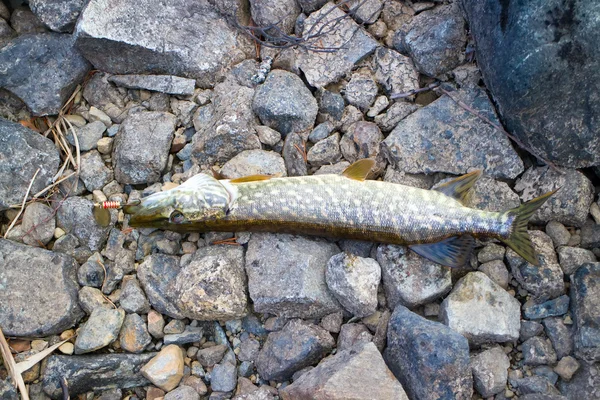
[[120, 159, 555, 267]]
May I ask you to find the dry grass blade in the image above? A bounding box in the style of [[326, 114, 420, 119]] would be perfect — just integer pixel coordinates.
[[4, 168, 40, 238], [0, 327, 29, 400], [15, 336, 73, 374]]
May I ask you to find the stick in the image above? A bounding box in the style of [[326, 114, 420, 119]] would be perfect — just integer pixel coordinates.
[[4, 169, 40, 239], [0, 327, 29, 400]]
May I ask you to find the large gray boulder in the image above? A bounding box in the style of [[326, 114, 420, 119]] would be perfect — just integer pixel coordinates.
[[461, 0, 600, 168]]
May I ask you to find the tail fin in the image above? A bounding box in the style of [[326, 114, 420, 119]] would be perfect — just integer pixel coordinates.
[[500, 190, 557, 265]]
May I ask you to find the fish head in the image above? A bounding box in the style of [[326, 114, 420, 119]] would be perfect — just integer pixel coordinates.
[[124, 173, 236, 230]]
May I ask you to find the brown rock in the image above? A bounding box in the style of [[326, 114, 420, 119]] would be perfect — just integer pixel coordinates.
[[141, 344, 184, 391]]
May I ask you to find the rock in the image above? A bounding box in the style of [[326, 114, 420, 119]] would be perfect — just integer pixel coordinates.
[[373, 47, 419, 96], [20, 202, 55, 246], [554, 356, 580, 381], [557, 246, 596, 275], [522, 337, 558, 366], [385, 305, 473, 400], [42, 353, 155, 398], [571, 263, 600, 362], [0, 239, 83, 336], [141, 344, 185, 392], [164, 385, 199, 400], [253, 70, 317, 136], [468, 176, 521, 212], [339, 121, 384, 166], [296, 2, 378, 88], [77, 253, 105, 288], [478, 243, 506, 263], [558, 361, 600, 399], [296, 0, 327, 13], [546, 221, 571, 247], [88, 107, 113, 127], [255, 126, 281, 146], [112, 111, 176, 184], [78, 286, 113, 314], [220, 150, 287, 179], [163, 326, 203, 346], [75, 0, 251, 88], [147, 310, 165, 339], [581, 219, 600, 249], [137, 254, 185, 319], [238, 337, 260, 362], [478, 260, 510, 289], [256, 319, 334, 381], [281, 342, 408, 399], [343, 71, 378, 112], [0, 119, 60, 211], [197, 344, 228, 367], [395, 3, 466, 77], [347, 0, 383, 24], [0, 33, 90, 115], [82, 72, 126, 110], [119, 313, 152, 353], [246, 233, 343, 318], [169, 245, 247, 320], [211, 361, 238, 392], [441, 272, 521, 344], [0, 19, 16, 49], [524, 295, 570, 320], [514, 167, 594, 227], [374, 101, 420, 133], [120, 276, 151, 314], [282, 132, 308, 176], [471, 347, 510, 398], [316, 89, 345, 123], [325, 252, 381, 318], [506, 231, 564, 301], [461, 0, 600, 168], [336, 323, 372, 352], [308, 121, 334, 144], [306, 132, 342, 166], [56, 197, 111, 251], [29, 0, 87, 32], [513, 375, 560, 396], [67, 121, 106, 151], [543, 317, 574, 360], [250, 0, 299, 35], [108, 74, 195, 95], [382, 87, 524, 178], [74, 308, 125, 354], [520, 320, 544, 342], [367, 95, 389, 118], [376, 244, 451, 308], [79, 150, 113, 191], [10, 7, 48, 34]]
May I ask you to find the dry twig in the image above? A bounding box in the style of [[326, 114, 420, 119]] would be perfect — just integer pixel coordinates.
[[0, 327, 29, 400], [4, 169, 40, 239]]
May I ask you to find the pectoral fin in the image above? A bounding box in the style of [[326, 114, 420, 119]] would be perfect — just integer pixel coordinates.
[[342, 159, 376, 181], [434, 170, 482, 205], [409, 235, 475, 268]]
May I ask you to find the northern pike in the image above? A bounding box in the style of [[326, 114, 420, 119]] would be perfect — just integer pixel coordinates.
[[117, 159, 554, 267]]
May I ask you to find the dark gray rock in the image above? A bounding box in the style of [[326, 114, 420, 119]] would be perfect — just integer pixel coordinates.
[[211, 361, 238, 392], [514, 167, 594, 228], [471, 347, 510, 398], [74, 307, 125, 354], [296, 2, 378, 88], [10, 7, 48, 34], [137, 254, 185, 319], [381, 87, 524, 179], [296, 0, 327, 13], [506, 230, 565, 301], [77, 252, 105, 288], [306, 132, 342, 166], [524, 295, 570, 320], [308, 121, 334, 144], [120, 276, 151, 314], [253, 70, 317, 137], [0, 33, 90, 115], [395, 3, 466, 77], [78, 286, 113, 314], [220, 149, 287, 179], [108, 74, 196, 95], [113, 111, 176, 184], [75, 0, 252, 88], [250, 0, 299, 35], [558, 361, 600, 399], [80, 150, 113, 191], [384, 305, 473, 400], [29, 0, 87, 32], [339, 121, 384, 167], [477, 243, 506, 263], [374, 101, 420, 133], [520, 320, 544, 342], [513, 375, 560, 396], [347, 0, 384, 24], [0, 119, 60, 210], [522, 337, 558, 366], [82, 72, 126, 110], [119, 313, 152, 353], [0, 19, 16, 49], [571, 262, 600, 362], [246, 233, 343, 318], [557, 246, 596, 275], [282, 132, 308, 176], [316, 89, 344, 123], [343, 71, 378, 112], [0, 239, 83, 336], [20, 202, 55, 246], [56, 196, 111, 251], [281, 342, 408, 400], [197, 344, 228, 367], [256, 319, 334, 381], [461, 0, 600, 168], [441, 272, 521, 345], [42, 353, 155, 399], [376, 244, 451, 309], [581, 219, 600, 249], [543, 317, 574, 360], [373, 47, 419, 96]]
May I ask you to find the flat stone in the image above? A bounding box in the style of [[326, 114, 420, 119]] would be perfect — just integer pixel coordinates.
[[253, 69, 317, 136], [543, 317, 574, 360], [0, 33, 90, 115], [20, 202, 55, 246], [220, 150, 287, 179], [119, 313, 152, 353], [211, 360, 238, 392], [441, 272, 521, 345], [281, 342, 408, 400], [67, 121, 106, 151], [29, 0, 87, 32], [513, 376, 561, 396], [522, 337, 557, 366], [373, 47, 419, 96], [245, 233, 343, 318], [374, 101, 420, 133], [0, 239, 83, 336], [256, 319, 334, 381], [325, 252, 381, 318], [296, 2, 378, 88], [376, 244, 451, 308], [471, 347, 510, 398], [343, 71, 378, 112], [571, 262, 600, 362], [56, 196, 111, 251], [79, 150, 113, 191], [506, 230, 565, 301], [74, 308, 125, 354], [478, 260, 510, 289], [384, 305, 473, 400], [141, 344, 185, 392], [514, 167, 594, 227], [306, 132, 342, 167], [113, 111, 176, 184], [381, 87, 524, 179], [75, 0, 251, 88], [461, 0, 600, 168], [250, 0, 299, 35], [163, 326, 203, 346], [42, 353, 155, 398], [197, 344, 228, 367], [109, 74, 195, 95], [524, 295, 570, 320], [0, 119, 60, 211], [557, 246, 596, 275], [137, 254, 185, 319]]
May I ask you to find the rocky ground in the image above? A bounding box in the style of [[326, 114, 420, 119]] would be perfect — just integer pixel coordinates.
[[0, 0, 599, 399]]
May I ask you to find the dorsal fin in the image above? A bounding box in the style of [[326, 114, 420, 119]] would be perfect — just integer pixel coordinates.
[[409, 235, 475, 268], [342, 159, 376, 181], [229, 174, 274, 184], [434, 170, 482, 205]]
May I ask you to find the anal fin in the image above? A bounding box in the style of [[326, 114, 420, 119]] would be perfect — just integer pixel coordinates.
[[409, 235, 475, 268]]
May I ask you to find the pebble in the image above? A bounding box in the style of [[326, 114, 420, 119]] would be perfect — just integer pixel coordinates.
[[68, 121, 106, 151], [138, 254, 186, 319], [164, 319, 187, 335], [316, 89, 345, 123], [343, 71, 378, 112], [373, 47, 419, 96], [79, 149, 114, 191], [374, 101, 420, 133], [520, 320, 544, 342], [255, 125, 282, 147], [570, 262, 600, 362], [337, 323, 372, 352], [320, 312, 343, 334], [197, 344, 229, 367], [522, 337, 557, 366], [524, 295, 570, 320], [367, 95, 389, 118], [554, 356, 580, 381], [557, 246, 596, 275], [77, 252, 106, 288], [119, 276, 151, 314], [163, 326, 204, 346], [59, 342, 75, 355], [306, 132, 342, 167], [339, 121, 384, 168], [478, 243, 506, 263], [97, 137, 114, 154], [543, 317, 574, 359], [546, 221, 571, 247], [221, 149, 287, 179], [471, 347, 510, 397], [74, 308, 125, 354], [238, 337, 261, 363], [78, 286, 113, 314], [119, 313, 152, 353], [478, 260, 510, 289], [141, 344, 185, 392], [211, 361, 238, 392]]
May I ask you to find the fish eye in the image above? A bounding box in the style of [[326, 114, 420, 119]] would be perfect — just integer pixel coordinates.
[[169, 210, 185, 224]]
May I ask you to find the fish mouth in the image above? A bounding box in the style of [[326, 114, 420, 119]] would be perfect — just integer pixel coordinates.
[[123, 194, 171, 228]]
